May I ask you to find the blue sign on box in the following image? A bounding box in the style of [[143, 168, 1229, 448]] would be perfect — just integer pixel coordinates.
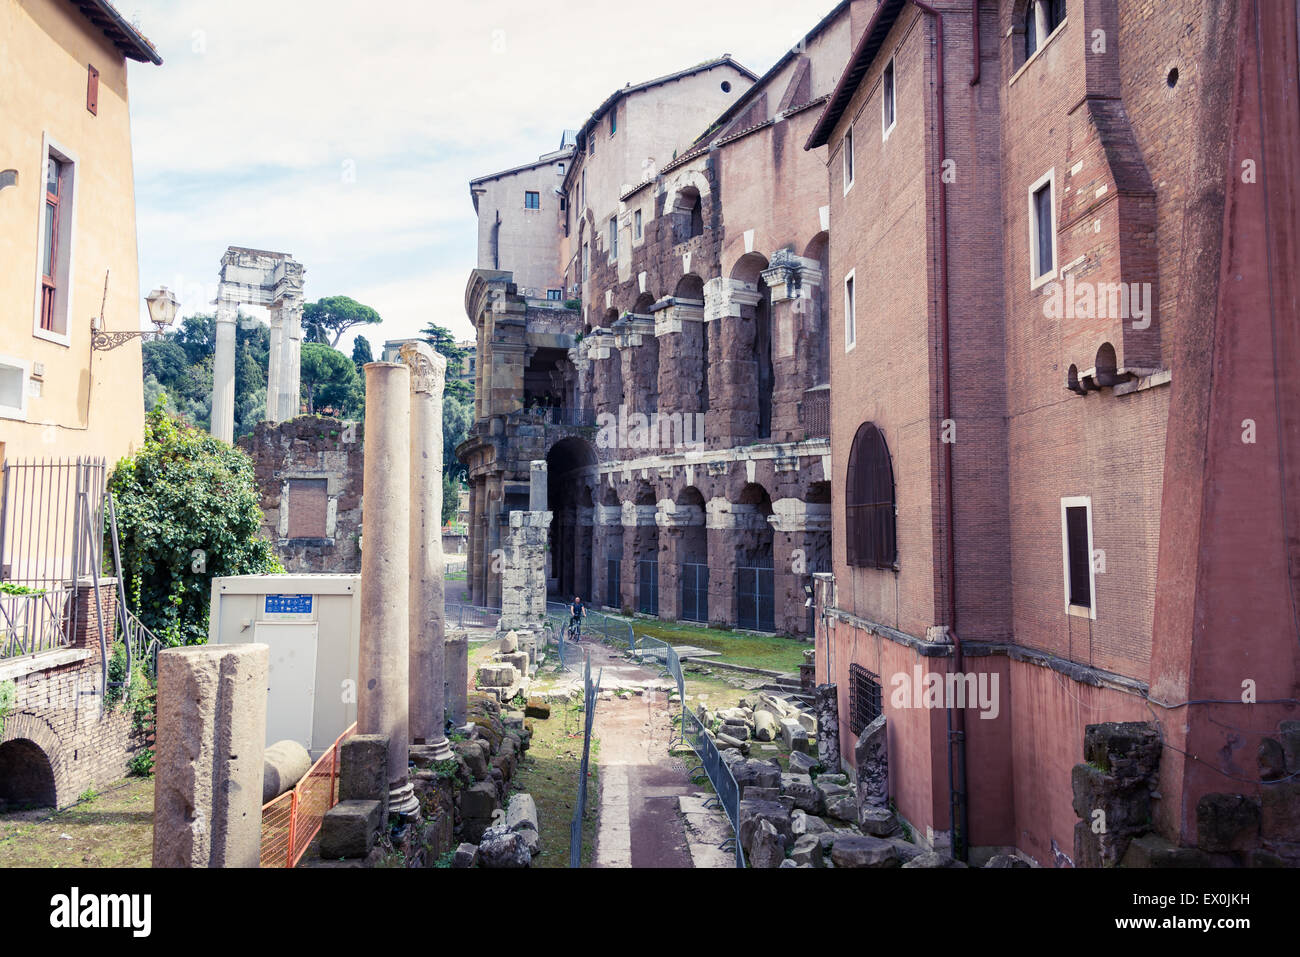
[[265, 594, 313, 615]]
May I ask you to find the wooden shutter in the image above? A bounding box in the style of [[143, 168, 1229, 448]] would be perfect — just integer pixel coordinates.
[[87, 65, 99, 115]]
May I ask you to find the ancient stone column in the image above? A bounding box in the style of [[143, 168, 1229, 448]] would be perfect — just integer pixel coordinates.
[[444, 631, 469, 726], [210, 303, 238, 443], [277, 299, 304, 422], [814, 683, 842, 774], [153, 644, 268, 868], [401, 341, 452, 758], [498, 511, 552, 634], [266, 307, 283, 423], [529, 460, 548, 512], [358, 361, 418, 815]]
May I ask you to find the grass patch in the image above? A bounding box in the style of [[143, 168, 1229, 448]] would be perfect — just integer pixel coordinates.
[[0, 777, 153, 867], [615, 618, 806, 674], [509, 707, 599, 869]]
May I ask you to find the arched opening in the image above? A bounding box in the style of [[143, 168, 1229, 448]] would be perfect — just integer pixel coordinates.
[[731, 253, 774, 439], [671, 187, 705, 243], [674, 274, 708, 414], [633, 481, 660, 616], [846, 423, 898, 569], [0, 738, 57, 809], [736, 483, 775, 631], [675, 486, 709, 622], [600, 485, 624, 609], [804, 231, 831, 388], [1095, 342, 1118, 385], [1022, 0, 1066, 62], [632, 292, 655, 316], [547, 438, 598, 600]]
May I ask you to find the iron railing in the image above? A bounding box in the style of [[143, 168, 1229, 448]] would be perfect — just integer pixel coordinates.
[[0, 458, 107, 660], [802, 385, 830, 439], [683, 706, 746, 867], [445, 602, 501, 630], [569, 652, 602, 867]]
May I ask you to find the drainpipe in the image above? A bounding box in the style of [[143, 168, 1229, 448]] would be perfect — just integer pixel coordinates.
[[971, 0, 981, 85], [909, 0, 970, 863]]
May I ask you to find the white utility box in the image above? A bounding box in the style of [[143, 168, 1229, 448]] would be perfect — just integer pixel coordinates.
[[208, 574, 360, 758]]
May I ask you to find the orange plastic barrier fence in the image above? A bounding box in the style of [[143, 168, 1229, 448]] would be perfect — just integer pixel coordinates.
[[259, 723, 357, 868]]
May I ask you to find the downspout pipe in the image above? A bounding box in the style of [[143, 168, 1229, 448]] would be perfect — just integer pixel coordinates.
[[909, 0, 970, 862], [971, 0, 981, 85]]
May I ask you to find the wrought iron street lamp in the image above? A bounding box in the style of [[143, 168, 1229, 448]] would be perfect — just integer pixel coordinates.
[[92, 286, 180, 350]]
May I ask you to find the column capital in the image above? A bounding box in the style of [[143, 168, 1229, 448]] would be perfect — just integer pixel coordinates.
[[399, 340, 448, 396], [704, 277, 762, 322]]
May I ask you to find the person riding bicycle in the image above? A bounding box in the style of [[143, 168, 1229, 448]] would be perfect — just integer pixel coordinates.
[[567, 595, 586, 641]]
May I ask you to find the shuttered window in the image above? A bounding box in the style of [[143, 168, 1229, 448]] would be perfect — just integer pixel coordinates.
[[845, 423, 897, 568]]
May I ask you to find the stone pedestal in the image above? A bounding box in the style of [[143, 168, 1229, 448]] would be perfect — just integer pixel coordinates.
[[529, 460, 548, 512], [153, 644, 269, 868], [814, 683, 841, 775], [444, 631, 469, 725], [401, 342, 452, 758], [358, 361, 418, 816]]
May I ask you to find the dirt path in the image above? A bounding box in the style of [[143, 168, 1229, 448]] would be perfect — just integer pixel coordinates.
[[567, 640, 702, 868]]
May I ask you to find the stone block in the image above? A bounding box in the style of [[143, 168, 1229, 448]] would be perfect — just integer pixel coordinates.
[[1196, 793, 1261, 852], [319, 800, 383, 860], [748, 819, 786, 868], [477, 825, 531, 868], [781, 773, 821, 815], [738, 799, 794, 855], [854, 714, 888, 809], [789, 833, 824, 867], [789, 751, 819, 774], [825, 793, 859, 822], [1082, 721, 1161, 785], [507, 792, 539, 833], [830, 834, 899, 868], [858, 805, 900, 837], [338, 734, 390, 817], [478, 663, 519, 689], [525, 698, 551, 719], [451, 842, 478, 868], [753, 710, 779, 742], [1261, 779, 1300, 843]]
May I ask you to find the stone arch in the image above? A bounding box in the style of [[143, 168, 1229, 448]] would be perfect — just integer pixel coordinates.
[[729, 252, 769, 285], [729, 255, 774, 438], [632, 292, 655, 316], [670, 186, 705, 242], [547, 438, 599, 600], [672, 274, 709, 416], [0, 712, 68, 808], [804, 231, 832, 388], [1096, 342, 1118, 382]]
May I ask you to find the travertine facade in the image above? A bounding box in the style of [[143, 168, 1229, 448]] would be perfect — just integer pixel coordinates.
[[460, 20, 871, 634]]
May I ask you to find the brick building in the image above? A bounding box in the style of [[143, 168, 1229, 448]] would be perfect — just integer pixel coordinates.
[[460, 9, 884, 633], [808, 0, 1300, 864]]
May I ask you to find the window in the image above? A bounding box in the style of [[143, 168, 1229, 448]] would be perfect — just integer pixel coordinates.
[[524, 190, 540, 209], [848, 664, 883, 734], [582, 242, 590, 281], [844, 271, 856, 351], [0, 355, 31, 421], [1061, 496, 1095, 617], [286, 479, 329, 540], [882, 59, 896, 138], [547, 289, 562, 301], [36, 142, 76, 341], [845, 422, 897, 568], [610, 106, 617, 136], [559, 196, 567, 212], [1028, 169, 1057, 286], [1025, 0, 1066, 60], [634, 209, 642, 239], [609, 216, 618, 260], [581, 169, 587, 207], [843, 125, 855, 193]]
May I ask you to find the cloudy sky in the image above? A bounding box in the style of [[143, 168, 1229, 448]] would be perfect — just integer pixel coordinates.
[[124, 0, 837, 353]]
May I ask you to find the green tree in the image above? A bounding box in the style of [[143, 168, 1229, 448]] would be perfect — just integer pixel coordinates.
[[109, 400, 282, 647], [304, 295, 382, 347], [421, 322, 469, 378], [300, 342, 361, 415], [351, 334, 373, 376]]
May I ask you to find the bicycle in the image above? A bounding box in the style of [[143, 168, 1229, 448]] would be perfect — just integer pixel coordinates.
[[565, 617, 583, 644]]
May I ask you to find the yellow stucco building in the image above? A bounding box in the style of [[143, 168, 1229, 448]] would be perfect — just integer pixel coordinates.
[[0, 0, 161, 466]]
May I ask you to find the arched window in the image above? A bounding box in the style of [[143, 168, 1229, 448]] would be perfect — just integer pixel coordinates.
[[1025, 0, 1066, 59], [846, 423, 897, 568]]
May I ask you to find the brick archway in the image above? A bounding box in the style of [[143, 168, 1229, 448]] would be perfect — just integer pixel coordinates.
[[0, 712, 68, 808]]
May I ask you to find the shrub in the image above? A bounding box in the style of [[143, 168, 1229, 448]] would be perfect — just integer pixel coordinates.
[[109, 400, 282, 647]]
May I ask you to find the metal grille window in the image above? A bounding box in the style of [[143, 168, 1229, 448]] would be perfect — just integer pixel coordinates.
[[606, 558, 621, 608], [848, 663, 883, 735], [846, 423, 897, 568], [637, 559, 658, 616], [680, 563, 709, 622], [736, 559, 775, 632], [525, 191, 540, 209]]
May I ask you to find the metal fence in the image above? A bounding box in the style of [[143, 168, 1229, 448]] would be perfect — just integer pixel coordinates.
[[544, 600, 634, 651], [261, 722, 357, 868], [680, 562, 709, 623], [445, 602, 501, 630], [0, 457, 107, 659], [637, 559, 658, 616], [683, 706, 746, 867], [737, 560, 776, 632], [569, 652, 602, 868]]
